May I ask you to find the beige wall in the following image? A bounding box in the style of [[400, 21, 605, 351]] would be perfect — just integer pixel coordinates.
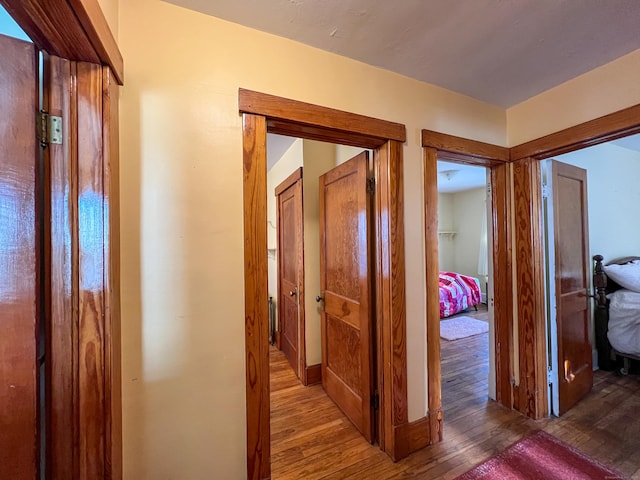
[[97, 0, 119, 39], [116, 1, 640, 478], [507, 49, 640, 146], [301, 141, 337, 366], [118, 1, 505, 478]]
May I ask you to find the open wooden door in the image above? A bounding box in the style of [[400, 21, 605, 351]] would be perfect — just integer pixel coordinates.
[[275, 168, 305, 378], [0, 33, 39, 479], [549, 160, 593, 415], [318, 151, 375, 442]]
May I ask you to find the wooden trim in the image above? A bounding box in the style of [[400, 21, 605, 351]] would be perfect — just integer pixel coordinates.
[[423, 147, 442, 445], [77, 60, 107, 479], [239, 89, 406, 145], [406, 415, 432, 452], [422, 129, 509, 164], [68, 0, 123, 84], [491, 163, 513, 408], [510, 104, 640, 160], [242, 113, 271, 480], [44, 53, 79, 480], [1, 0, 124, 84], [103, 65, 122, 480], [274, 167, 303, 196], [242, 95, 409, 478], [512, 158, 547, 419], [375, 140, 409, 461], [304, 364, 322, 386]]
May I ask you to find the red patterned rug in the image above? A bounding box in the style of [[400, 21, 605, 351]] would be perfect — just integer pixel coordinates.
[[456, 430, 627, 480]]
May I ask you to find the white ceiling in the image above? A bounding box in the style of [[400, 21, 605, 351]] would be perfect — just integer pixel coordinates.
[[267, 133, 297, 171], [437, 161, 486, 193], [166, 0, 640, 107]]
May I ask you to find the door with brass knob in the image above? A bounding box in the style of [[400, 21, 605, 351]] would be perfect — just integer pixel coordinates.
[[275, 168, 305, 379]]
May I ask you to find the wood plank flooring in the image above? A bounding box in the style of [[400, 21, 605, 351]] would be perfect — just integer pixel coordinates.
[[270, 327, 640, 479]]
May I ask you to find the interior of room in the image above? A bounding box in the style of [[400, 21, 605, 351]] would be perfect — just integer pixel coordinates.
[[436, 161, 493, 423], [541, 135, 640, 417]]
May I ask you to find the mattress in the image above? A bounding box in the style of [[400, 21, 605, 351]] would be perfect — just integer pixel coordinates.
[[607, 289, 640, 357]]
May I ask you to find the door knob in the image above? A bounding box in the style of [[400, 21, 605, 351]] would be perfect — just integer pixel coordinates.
[[289, 290, 297, 297], [316, 295, 324, 303]]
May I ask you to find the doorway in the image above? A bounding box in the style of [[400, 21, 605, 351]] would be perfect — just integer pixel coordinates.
[[422, 130, 513, 443], [436, 160, 494, 422], [541, 135, 640, 416], [267, 139, 379, 473], [241, 89, 410, 479]]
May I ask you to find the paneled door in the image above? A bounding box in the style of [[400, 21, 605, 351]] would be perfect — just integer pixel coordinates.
[[275, 168, 305, 378], [318, 151, 375, 442], [549, 160, 593, 415], [0, 33, 39, 479]]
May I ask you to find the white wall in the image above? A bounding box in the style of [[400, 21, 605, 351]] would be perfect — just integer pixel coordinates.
[[437, 188, 487, 293], [437, 193, 455, 271], [452, 187, 487, 281], [552, 143, 640, 263]]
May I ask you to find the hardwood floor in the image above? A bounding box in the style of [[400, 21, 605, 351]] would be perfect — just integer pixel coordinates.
[[270, 334, 640, 479]]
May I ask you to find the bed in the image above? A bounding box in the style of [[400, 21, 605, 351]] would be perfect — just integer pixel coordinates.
[[593, 254, 640, 373], [439, 271, 482, 318]]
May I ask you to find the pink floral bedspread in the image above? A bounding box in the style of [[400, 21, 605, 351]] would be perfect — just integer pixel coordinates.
[[439, 271, 482, 318]]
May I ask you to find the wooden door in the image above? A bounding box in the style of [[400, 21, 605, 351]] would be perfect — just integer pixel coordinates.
[[319, 152, 374, 442], [275, 168, 304, 378], [551, 160, 593, 415], [0, 33, 39, 479]]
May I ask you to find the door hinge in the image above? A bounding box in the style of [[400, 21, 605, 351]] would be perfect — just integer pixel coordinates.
[[366, 177, 375, 195], [39, 111, 63, 147], [541, 184, 550, 199], [370, 391, 380, 410]]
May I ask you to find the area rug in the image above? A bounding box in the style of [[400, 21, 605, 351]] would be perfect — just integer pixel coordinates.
[[440, 316, 488, 341], [455, 430, 627, 480]]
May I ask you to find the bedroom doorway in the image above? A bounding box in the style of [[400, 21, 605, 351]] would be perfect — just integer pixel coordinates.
[[541, 159, 593, 416], [540, 135, 640, 416], [437, 160, 494, 422]]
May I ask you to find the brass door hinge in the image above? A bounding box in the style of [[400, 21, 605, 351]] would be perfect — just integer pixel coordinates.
[[39, 111, 62, 147]]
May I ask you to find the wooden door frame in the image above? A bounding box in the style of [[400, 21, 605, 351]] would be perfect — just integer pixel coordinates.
[[240, 89, 414, 480], [421, 130, 513, 442], [274, 167, 306, 380], [509, 104, 640, 419], [1, 1, 123, 478]]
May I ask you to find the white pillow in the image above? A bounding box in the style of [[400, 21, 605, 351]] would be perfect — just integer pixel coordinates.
[[604, 260, 640, 293]]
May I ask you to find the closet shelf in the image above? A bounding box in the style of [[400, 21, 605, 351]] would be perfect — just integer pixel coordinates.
[[438, 231, 457, 239]]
